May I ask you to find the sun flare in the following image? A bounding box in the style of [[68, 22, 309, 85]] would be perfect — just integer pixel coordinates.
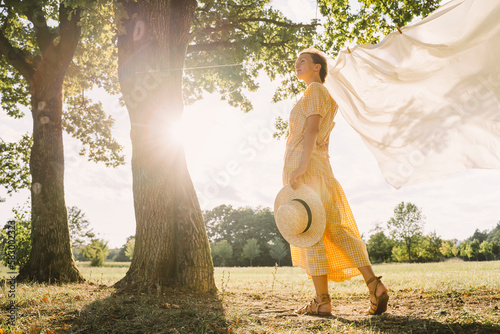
[[168, 117, 188, 146]]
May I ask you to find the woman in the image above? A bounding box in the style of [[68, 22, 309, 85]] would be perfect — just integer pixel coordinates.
[[283, 48, 389, 316]]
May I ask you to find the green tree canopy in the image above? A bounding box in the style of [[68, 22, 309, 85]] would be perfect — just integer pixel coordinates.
[[415, 232, 442, 262], [387, 201, 425, 263], [479, 241, 493, 261], [242, 238, 261, 266], [0, 134, 31, 194], [467, 228, 489, 244], [0, 0, 125, 189], [317, 0, 442, 53], [204, 205, 290, 266], [184, 0, 317, 111], [125, 238, 135, 260], [1, 203, 96, 268], [115, 235, 135, 262], [268, 236, 288, 266], [211, 240, 233, 267], [440, 240, 457, 258], [82, 238, 109, 267], [366, 231, 395, 264], [0, 204, 31, 269], [486, 222, 500, 244], [464, 239, 481, 261], [67, 206, 95, 249]]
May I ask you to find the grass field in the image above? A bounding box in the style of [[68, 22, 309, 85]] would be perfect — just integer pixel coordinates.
[[1, 260, 499, 333]]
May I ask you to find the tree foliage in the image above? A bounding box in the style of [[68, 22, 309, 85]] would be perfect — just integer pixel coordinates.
[[0, 204, 31, 269], [184, 0, 317, 112], [242, 238, 260, 266], [467, 228, 489, 244], [82, 238, 109, 267], [211, 240, 233, 267], [67, 206, 95, 249], [1, 203, 97, 268], [462, 239, 481, 261], [0, 134, 31, 194], [479, 240, 494, 261], [391, 243, 409, 263], [0, 0, 125, 181], [203, 205, 291, 266], [317, 0, 443, 54], [124, 238, 135, 260], [415, 232, 442, 262], [440, 240, 458, 258], [387, 202, 425, 263], [486, 222, 500, 244], [366, 231, 395, 264], [268, 237, 288, 266], [114, 235, 134, 262]]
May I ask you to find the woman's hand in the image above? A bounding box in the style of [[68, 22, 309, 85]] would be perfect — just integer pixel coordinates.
[[289, 167, 306, 190]]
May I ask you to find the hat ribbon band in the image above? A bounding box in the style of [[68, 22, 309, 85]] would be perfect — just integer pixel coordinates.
[[292, 199, 312, 234]]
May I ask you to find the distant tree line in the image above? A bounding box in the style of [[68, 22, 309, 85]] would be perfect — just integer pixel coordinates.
[[366, 202, 500, 263], [0, 203, 133, 268], [202, 202, 500, 267], [367, 225, 500, 263], [203, 205, 292, 267], [3, 201, 499, 269]]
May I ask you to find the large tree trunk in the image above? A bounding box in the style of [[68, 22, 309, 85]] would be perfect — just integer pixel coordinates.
[[17, 7, 84, 283], [115, 0, 216, 293], [18, 79, 83, 283]]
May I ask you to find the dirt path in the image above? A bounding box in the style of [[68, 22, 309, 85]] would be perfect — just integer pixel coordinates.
[[221, 288, 500, 333]]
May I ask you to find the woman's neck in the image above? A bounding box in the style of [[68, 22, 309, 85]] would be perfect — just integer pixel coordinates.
[[305, 78, 322, 86]]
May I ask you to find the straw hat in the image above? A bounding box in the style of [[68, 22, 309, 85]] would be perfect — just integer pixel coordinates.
[[274, 183, 326, 248]]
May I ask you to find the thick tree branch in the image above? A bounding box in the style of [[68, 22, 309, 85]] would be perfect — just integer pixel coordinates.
[[56, 3, 81, 68], [0, 30, 35, 81], [24, 3, 56, 53]]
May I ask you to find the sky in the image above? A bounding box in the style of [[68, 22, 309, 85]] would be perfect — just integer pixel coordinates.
[[1, 0, 499, 249]]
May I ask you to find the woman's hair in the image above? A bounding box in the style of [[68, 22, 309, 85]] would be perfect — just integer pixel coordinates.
[[299, 48, 328, 83]]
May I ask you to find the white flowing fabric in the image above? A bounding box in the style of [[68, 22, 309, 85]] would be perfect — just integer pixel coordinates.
[[324, 0, 500, 189]]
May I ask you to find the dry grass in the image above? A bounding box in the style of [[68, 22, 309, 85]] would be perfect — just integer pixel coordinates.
[[0, 261, 499, 333]]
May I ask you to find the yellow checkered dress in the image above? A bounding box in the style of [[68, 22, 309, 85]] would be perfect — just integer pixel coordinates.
[[283, 82, 371, 282]]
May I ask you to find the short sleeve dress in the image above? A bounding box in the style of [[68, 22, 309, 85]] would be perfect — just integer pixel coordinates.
[[283, 82, 371, 282]]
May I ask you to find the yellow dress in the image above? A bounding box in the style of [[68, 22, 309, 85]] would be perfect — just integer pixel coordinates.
[[283, 82, 371, 282]]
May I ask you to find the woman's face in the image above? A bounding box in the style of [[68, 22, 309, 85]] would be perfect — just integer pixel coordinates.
[[295, 53, 319, 81]]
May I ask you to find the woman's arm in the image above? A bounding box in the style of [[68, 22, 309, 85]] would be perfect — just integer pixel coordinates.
[[289, 114, 321, 189]]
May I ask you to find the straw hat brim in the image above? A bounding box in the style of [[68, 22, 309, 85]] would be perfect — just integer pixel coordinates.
[[274, 183, 326, 248]]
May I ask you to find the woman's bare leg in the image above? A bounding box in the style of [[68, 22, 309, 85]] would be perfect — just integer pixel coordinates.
[[358, 266, 388, 297], [312, 275, 332, 313]]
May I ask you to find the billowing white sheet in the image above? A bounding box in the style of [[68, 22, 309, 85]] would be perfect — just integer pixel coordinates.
[[325, 0, 500, 189]]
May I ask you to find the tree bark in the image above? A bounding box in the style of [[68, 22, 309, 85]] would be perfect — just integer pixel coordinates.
[[115, 0, 216, 293], [16, 6, 84, 283], [18, 79, 83, 283]]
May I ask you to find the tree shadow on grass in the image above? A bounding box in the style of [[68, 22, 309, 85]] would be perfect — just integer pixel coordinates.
[[69, 286, 227, 334]]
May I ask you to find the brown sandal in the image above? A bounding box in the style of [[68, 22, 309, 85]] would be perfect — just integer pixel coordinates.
[[295, 293, 332, 316], [366, 276, 389, 315]]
